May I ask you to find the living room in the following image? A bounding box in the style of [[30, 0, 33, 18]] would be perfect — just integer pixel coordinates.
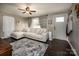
[[0, 3, 79, 56]]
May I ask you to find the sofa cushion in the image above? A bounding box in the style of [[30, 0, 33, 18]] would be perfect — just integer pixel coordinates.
[[12, 32, 24, 35], [29, 28, 41, 34], [37, 28, 47, 35], [29, 28, 36, 33], [24, 32, 41, 39], [42, 29, 47, 33], [29, 28, 47, 34], [22, 28, 29, 32], [11, 32, 24, 39], [35, 28, 41, 34]]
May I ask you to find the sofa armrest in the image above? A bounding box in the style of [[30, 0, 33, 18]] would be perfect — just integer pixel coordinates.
[[41, 32, 49, 41], [41, 32, 46, 35]]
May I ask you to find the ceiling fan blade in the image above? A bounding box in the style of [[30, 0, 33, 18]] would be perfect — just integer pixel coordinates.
[[18, 8, 25, 11], [29, 12, 32, 15], [30, 10, 36, 12], [22, 12, 26, 13]]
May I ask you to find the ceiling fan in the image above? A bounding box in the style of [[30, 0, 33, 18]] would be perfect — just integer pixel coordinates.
[[18, 6, 36, 15]]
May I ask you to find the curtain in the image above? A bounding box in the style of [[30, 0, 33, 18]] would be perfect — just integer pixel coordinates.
[[39, 15, 47, 28]]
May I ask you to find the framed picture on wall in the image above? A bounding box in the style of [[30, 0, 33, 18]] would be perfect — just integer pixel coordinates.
[[48, 19, 52, 25]]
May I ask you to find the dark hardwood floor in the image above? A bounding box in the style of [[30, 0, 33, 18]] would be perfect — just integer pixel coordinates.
[[44, 39, 75, 56], [3, 37, 75, 56]]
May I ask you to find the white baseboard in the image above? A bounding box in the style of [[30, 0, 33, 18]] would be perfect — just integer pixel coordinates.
[[67, 37, 78, 56]]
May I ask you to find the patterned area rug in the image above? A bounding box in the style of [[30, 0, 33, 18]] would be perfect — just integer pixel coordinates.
[[10, 38, 48, 56]]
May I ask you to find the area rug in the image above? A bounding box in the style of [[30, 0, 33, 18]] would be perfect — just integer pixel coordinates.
[[10, 38, 48, 56]]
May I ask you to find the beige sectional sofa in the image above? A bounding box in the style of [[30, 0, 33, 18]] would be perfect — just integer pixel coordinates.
[[11, 28, 49, 42]]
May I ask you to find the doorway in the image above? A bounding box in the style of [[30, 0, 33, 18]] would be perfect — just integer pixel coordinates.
[[53, 14, 67, 40]]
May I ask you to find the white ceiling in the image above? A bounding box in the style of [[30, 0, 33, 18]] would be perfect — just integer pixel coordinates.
[[0, 3, 72, 17]]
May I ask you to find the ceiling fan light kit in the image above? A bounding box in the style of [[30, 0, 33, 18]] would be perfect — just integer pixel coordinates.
[[18, 6, 36, 15]]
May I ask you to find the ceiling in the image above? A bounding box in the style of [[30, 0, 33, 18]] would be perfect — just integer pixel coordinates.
[[0, 3, 72, 17]]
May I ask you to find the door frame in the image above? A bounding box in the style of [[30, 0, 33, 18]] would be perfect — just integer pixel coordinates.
[[53, 13, 68, 40]]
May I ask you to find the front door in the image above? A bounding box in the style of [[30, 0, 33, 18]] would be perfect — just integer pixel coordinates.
[[54, 14, 67, 40]]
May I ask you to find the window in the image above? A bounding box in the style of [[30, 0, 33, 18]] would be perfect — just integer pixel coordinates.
[[31, 18, 40, 28], [56, 17, 64, 22], [3, 16, 15, 38]]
